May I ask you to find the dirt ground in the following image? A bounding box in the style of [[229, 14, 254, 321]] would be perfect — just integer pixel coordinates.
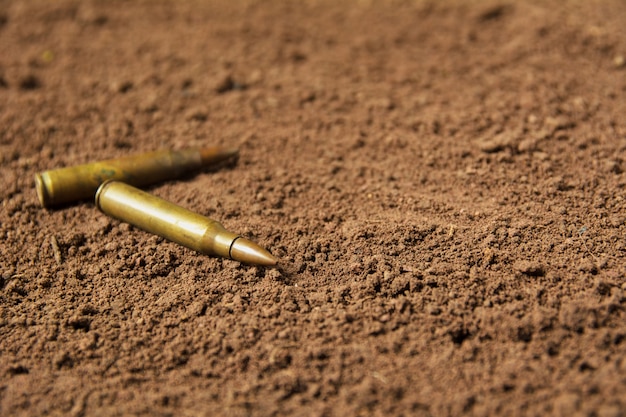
[[1, 0, 625, 415]]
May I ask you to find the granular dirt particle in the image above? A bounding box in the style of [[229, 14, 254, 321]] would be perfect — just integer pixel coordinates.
[[1, 0, 626, 416]]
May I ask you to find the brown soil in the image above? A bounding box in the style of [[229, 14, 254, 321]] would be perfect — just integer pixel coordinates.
[[1, 1, 626, 416]]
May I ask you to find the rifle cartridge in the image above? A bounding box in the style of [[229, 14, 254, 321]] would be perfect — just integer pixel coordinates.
[[35, 146, 238, 208], [95, 180, 278, 267]]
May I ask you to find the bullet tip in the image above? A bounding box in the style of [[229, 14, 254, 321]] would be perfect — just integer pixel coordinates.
[[230, 237, 278, 267], [199, 146, 239, 165]]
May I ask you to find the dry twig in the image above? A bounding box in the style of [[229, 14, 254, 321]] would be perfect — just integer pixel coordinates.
[[50, 235, 62, 265]]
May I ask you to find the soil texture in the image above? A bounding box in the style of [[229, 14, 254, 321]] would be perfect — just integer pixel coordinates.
[[1, 1, 626, 416]]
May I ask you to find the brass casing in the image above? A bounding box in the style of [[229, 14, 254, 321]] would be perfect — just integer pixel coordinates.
[[36, 147, 235, 208], [95, 181, 239, 259]]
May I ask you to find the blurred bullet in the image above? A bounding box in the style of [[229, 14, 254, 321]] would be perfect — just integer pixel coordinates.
[[35, 146, 238, 208], [95, 180, 278, 267]]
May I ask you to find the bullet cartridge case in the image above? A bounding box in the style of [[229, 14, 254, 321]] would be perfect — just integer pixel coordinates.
[[95, 181, 278, 266], [35, 146, 238, 208]]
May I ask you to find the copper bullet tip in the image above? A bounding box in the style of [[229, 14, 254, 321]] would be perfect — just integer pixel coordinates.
[[199, 146, 239, 165], [229, 237, 278, 267]]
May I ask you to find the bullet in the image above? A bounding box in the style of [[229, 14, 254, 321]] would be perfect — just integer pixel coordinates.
[[35, 146, 238, 208], [95, 180, 278, 267]]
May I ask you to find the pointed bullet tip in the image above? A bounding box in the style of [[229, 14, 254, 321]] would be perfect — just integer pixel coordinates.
[[230, 237, 278, 267], [199, 146, 239, 165]]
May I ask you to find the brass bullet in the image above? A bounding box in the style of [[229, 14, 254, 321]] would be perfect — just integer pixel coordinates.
[[35, 146, 238, 208], [95, 180, 278, 267]]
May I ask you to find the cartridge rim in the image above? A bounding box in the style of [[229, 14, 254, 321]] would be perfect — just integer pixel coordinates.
[[35, 173, 52, 208], [94, 179, 116, 211]]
